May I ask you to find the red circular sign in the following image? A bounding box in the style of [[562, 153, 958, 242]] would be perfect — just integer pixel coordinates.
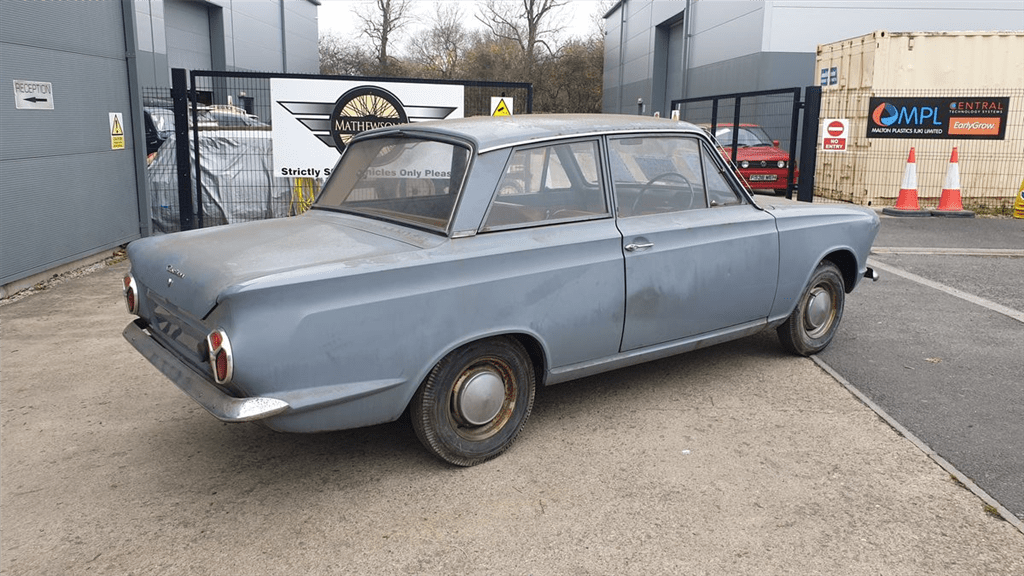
[[827, 121, 845, 137]]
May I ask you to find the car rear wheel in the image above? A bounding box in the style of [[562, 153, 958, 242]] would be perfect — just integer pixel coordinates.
[[777, 261, 845, 356], [411, 337, 535, 466]]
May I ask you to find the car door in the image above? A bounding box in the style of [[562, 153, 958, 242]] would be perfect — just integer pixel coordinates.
[[609, 134, 780, 352], [475, 139, 626, 368]]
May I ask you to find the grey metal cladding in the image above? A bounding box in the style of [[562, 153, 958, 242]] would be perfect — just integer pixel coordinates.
[[0, 1, 140, 285], [1, 45, 132, 161], [0, 0, 126, 57], [1, 152, 141, 284], [165, 0, 213, 71]]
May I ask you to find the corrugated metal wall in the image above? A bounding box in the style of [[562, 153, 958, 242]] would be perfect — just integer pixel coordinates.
[[0, 0, 142, 285], [165, 0, 214, 72]]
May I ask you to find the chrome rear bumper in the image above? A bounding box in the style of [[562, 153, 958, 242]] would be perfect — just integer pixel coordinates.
[[123, 319, 289, 422]]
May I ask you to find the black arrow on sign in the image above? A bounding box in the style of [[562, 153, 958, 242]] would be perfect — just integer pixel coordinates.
[[24, 97, 49, 103]]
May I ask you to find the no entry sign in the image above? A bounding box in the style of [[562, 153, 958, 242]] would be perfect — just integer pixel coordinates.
[[822, 118, 849, 151]]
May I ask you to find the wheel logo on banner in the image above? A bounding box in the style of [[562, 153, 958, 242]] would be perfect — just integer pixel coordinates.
[[330, 87, 409, 152]]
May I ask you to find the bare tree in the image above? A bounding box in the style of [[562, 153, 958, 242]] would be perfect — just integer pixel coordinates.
[[461, 31, 526, 82], [540, 34, 604, 113], [319, 33, 375, 76], [355, 0, 414, 75], [476, 0, 568, 73], [409, 3, 468, 79]]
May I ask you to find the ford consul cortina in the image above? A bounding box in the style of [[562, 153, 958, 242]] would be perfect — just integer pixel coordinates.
[[123, 114, 879, 466]]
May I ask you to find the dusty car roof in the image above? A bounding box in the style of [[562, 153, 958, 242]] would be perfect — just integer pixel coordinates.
[[367, 114, 703, 153]]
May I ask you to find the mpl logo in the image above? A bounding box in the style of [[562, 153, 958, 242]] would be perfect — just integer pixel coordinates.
[[871, 102, 942, 127]]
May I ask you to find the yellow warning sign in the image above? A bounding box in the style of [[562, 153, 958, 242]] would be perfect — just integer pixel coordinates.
[[491, 97, 513, 117], [109, 112, 125, 150]]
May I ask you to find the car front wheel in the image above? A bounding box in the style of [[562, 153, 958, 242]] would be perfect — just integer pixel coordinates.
[[411, 337, 535, 466], [777, 261, 845, 356]]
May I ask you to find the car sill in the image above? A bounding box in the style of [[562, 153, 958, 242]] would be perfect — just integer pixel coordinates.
[[546, 320, 767, 386]]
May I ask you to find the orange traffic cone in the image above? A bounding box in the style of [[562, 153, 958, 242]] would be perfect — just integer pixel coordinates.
[[931, 147, 974, 218], [883, 147, 930, 216]]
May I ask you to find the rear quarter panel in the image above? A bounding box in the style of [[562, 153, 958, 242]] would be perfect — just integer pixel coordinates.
[[209, 218, 625, 432]]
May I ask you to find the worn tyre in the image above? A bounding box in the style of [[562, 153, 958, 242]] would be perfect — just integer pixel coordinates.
[[777, 261, 845, 356], [411, 337, 535, 467]]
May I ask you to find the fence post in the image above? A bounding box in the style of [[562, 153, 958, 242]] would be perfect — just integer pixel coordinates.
[[786, 88, 802, 199], [797, 86, 822, 202], [170, 68, 194, 230], [730, 98, 742, 165]]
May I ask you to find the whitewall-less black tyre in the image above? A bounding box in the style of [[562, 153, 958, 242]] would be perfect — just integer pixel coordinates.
[[777, 261, 845, 356], [411, 337, 535, 466]]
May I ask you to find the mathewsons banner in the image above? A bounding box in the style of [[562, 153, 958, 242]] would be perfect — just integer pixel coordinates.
[[866, 96, 1010, 139], [270, 79, 464, 178]]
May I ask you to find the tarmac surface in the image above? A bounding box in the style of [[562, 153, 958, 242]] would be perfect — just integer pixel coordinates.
[[819, 215, 1024, 522], [2, 216, 1023, 575]]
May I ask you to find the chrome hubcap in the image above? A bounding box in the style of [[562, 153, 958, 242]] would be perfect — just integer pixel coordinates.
[[454, 369, 506, 426], [805, 286, 834, 337]]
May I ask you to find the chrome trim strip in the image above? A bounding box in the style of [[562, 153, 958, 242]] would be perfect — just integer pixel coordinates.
[[477, 127, 700, 154], [546, 320, 767, 385], [124, 319, 289, 422]]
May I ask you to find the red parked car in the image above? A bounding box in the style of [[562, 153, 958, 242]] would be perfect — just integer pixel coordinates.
[[702, 124, 797, 196]]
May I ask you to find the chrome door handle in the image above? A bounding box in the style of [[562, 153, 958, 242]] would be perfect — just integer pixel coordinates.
[[625, 242, 654, 252]]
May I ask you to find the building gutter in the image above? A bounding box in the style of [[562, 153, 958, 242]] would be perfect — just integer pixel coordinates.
[[680, 0, 692, 102], [120, 0, 153, 238]]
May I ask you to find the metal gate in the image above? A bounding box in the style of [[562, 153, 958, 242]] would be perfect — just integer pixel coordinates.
[[143, 69, 532, 233], [671, 87, 822, 202]]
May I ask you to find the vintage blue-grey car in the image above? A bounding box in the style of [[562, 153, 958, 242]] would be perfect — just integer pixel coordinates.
[[123, 114, 880, 466]]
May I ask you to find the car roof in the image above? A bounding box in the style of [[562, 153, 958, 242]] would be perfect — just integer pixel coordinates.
[[697, 123, 761, 129], [361, 113, 705, 153]]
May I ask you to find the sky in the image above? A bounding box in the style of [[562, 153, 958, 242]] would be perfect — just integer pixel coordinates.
[[316, 0, 609, 51]]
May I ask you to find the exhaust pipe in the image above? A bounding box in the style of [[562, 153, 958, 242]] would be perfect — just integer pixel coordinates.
[[864, 267, 879, 282]]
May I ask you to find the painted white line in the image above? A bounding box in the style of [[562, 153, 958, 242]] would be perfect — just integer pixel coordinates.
[[810, 355, 1024, 535], [868, 258, 1024, 324], [873, 247, 1024, 257]]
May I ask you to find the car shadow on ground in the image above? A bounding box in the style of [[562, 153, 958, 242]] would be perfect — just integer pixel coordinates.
[[137, 330, 792, 489]]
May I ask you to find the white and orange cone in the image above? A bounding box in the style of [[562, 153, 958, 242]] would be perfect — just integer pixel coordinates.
[[931, 147, 974, 218], [883, 147, 930, 216]]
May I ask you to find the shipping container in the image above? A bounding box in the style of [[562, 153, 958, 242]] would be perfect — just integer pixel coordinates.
[[814, 31, 1024, 209]]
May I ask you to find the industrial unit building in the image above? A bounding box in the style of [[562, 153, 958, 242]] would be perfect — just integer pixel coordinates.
[[1, 0, 319, 290], [602, 0, 1024, 115]]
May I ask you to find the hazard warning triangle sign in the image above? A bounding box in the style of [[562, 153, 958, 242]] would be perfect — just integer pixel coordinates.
[[491, 97, 512, 116], [109, 112, 125, 150]]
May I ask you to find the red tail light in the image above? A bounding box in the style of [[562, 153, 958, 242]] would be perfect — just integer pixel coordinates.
[[123, 274, 139, 315], [205, 329, 233, 385], [215, 350, 229, 382]]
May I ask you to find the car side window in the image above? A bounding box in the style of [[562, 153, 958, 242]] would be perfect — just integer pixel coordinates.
[[482, 140, 608, 230], [609, 136, 708, 217], [702, 143, 745, 207]]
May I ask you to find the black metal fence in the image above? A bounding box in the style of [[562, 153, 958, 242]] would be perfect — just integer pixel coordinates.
[[672, 87, 817, 201], [143, 69, 533, 232]]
